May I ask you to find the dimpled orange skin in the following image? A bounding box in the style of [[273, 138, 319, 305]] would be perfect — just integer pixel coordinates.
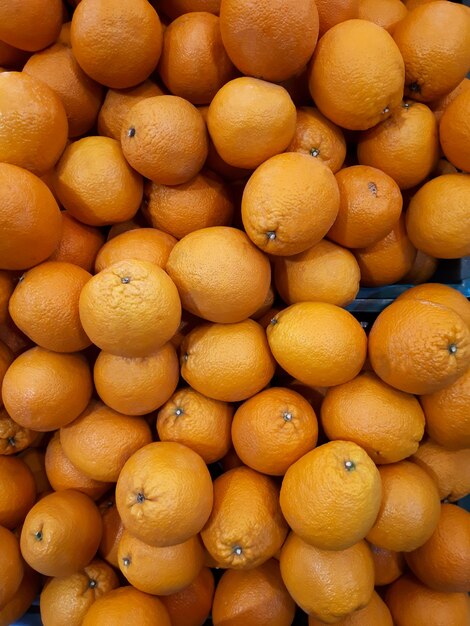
[[219, 0, 318, 82], [366, 461, 441, 552], [201, 466, 288, 570], [280, 441, 382, 551], [79, 259, 181, 358], [166, 227, 271, 323], [393, 2, 470, 102], [0, 455, 36, 529], [397, 283, 470, 329], [160, 567, 214, 626], [0, 0, 62, 51], [20, 490, 103, 578], [368, 543, 405, 586], [118, 531, 204, 596], [440, 88, 470, 173], [315, 0, 359, 36], [0, 566, 41, 626], [0, 526, 23, 610], [2, 347, 93, 432], [309, 20, 404, 131], [358, 0, 407, 33], [0, 408, 37, 456], [116, 442, 213, 548], [308, 591, 394, 626], [82, 587, 171, 626], [48, 211, 105, 273], [368, 300, 470, 395], [242, 153, 340, 257], [267, 302, 367, 388], [181, 320, 276, 402], [280, 534, 375, 623]]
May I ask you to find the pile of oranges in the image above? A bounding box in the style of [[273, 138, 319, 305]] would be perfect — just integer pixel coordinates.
[[0, 0, 469, 624]]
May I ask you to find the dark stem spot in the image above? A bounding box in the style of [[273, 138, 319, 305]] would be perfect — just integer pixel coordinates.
[[122, 557, 131, 567], [368, 182, 377, 196], [121, 276, 130, 284], [266, 230, 276, 241], [34, 530, 43, 541], [408, 82, 421, 94], [283, 412, 293, 422], [402, 102, 411, 109], [270, 316, 278, 325], [7, 437, 15, 448], [183, 352, 189, 362], [382, 106, 390, 114], [344, 460, 356, 472], [310, 147, 320, 157], [88, 579, 97, 589], [18, 274, 25, 283], [136, 492, 145, 504], [232, 545, 243, 556], [128, 127, 136, 138], [174, 407, 184, 417], [448, 343, 458, 355]]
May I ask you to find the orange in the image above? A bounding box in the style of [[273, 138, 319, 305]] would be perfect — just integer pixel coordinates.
[[2, 347, 93, 431], [357, 101, 439, 190], [0, 0, 62, 51], [322, 372, 425, 464], [286, 107, 346, 173], [274, 239, 361, 306], [241, 153, 340, 256], [20, 489, 102, 577], [405, 503, 470, 592], [0, 526, 23, 610], [366, 461, 440, 552], [358, 0, 407, 32], [95, 228, 176, 273], [0, 408, 37, 456], [201, 466, 288, 569], [107, 218, 142, 241], [54, 136, 143, 227], [23, 42, 104, 138], [116, 441, 213, 547], [393, 2, 470, 101], [159, 12, 235, 105], [0, 72, 67, 175], [9, 261, 91, 353], [267, 302, 367, 387], [82, 586, 171, 626], [309, 20, 404, 130], [280, 534, 374, 623], [45, 432, 110, 501], [98, 496, 123, 569], [369, 299, 470, 394], [411, 440, 470, 502], [440, 88, 470, 173], [160, 568, 214, 626], [354, 216, 416, 287], [0, 341, 13, 407], [420, 367, 470, 449], [143, 171, 234, 240], [385, 574, 470, 626], [231, 387, 318, 476], [280, 440, 381, 550], [328, 165, 403, 248], [431, 76, 470, 123], [97, 79, 164, 140], [40, 559, 119, 626], [251, 285, 276, 320], [79, 259, 181, 358], [60, 400, 152, 482], [0, 456, 35, 529], [0, 41, 29, 69], [315, 0, 359, 36], [308, 591, 394, 626], [396, 283, 470, 328], [19, 449, 51, 496], [94, 343, 178, 416], [157, 387, 233, 464], [0, 164, 62, 271], [118, 530, 204, 595], [121, 95, 208, 185], [212, 559, 295, 626], [48, 211, 105, 272], [0, 566, 40, 626], [0, 272, 14, 325], [71, 0, 163, 89], [206, 77, 296, 169], [219, 0, 318, 82], [181, 319, 276, 402], [368, 543, 405, 586], [166, 226, 270, 323], [406, 174, 470, 258], [401, 250, 438, 284]]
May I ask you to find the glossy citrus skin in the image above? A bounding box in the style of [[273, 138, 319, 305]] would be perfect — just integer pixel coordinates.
[[160, 567, 215, 626], [368, 543, 405, 586], [308, 590, 394, 626], [0, 526, 24, 610], [82, 586, 171, 626], [0, 455, 36, 529]]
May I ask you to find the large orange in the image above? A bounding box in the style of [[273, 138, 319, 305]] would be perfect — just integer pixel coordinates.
[[60, 400, 152, 483], [79, 259, 181, 358], [166, 226, 270, 323], [0, 0, 62, 51], [280, 533, 374, 623], [309, 20, 404, 130], [366, 461, 440, 552], [280, 440, 382, 550], [2, 347, 93, 431], [0, 408, 37, 456], [321, 372, 425, 464], [231, 387, 318, 476], [9, 261, 91, 353], [368, 299, 470, 394], [439, 88, 470, 173], [212, 559, 295, 626], [397, 283, 470, 328], [357, 101, 439, 190], [71, 0, 163, 89], [20, 490, 102, 577], [241, 152, 340, 256], [49, 211, 105, 273], [116, 442, 213, 547], [160, 567, 215, 626], [201, 466, 288, 569], [308, 591, 394, 626], [206, 77, 296, 169], [82, 587, 171, 626], [0, 163, 62, 271], [0, 526, 24, 610], [369, 543, 405, 586], [393, 1, 470, 101], [0, 566, 40, 626], [181, 319, 275, 402], [0, 456, 36, 529], [267, 302, 367, 387]]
